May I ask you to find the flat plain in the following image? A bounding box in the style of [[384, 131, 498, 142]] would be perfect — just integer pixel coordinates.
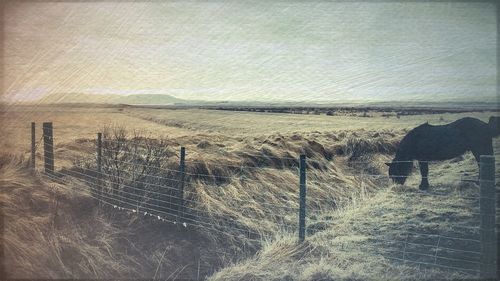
[[1, 104, 498, 280]]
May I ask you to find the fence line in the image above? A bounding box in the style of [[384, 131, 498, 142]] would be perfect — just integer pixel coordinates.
[[38, 157, 196, 194], [41, 170, 272, 241], [366, 234, 481, 253], [33, 123, 496, 278], [44, 166, 298, 236], [344, 172, 480, 183], [40, 138, 487, 179], [100, 154, 253, 181], [39, 154, 303, 213], [102, 138, 179, 153], [41, 172, 268, 243], [101, 146, 175, 162], [53, 167, 297, 227], [183, 160, 298, 172], [335, 242, 481, 276], [59, 169, 202, 210], [46, 169, 193, 212], [37, 137, 488, 204], [347, 159, 491, 165], [55, 163, 301, 212]]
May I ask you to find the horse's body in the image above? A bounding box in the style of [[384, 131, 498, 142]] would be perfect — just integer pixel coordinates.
[[387, 116, 499, 190]]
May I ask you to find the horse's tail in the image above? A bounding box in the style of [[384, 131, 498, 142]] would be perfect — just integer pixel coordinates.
[[488, 116, 500, 137]]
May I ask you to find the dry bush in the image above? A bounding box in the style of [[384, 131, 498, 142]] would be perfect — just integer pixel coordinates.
[[69, 126, 188, 220]]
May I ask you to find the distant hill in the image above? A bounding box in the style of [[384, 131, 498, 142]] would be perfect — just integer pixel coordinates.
[[36, 93, 187, 105]]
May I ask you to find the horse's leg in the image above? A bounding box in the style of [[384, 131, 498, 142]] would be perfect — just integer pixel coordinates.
[[471, 138, 494, 179], [471, 150, 482, 164], [471, 150, 481, 180], [419, 161, 429, 190]]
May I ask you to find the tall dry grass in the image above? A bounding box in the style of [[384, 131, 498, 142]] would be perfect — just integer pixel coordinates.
[[0, 151, 224, 279], [62, 125, 404, 266], [2, 106, 497, 279], [2, 120, 403, 278], [210, 178, 485, 281]]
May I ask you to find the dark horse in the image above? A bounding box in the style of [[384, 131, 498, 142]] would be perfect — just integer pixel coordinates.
[[386, 116, 499, 190]]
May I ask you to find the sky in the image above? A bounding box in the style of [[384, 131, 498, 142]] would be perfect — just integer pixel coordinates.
[[2, 1, 497, 103]]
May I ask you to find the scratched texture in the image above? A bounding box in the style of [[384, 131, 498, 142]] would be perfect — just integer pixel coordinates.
[[2, 2, 496, 104]]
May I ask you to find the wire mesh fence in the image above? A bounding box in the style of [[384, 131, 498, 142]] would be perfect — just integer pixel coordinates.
[[30, 122, 498, 279], [35, 133, 301, 243], [330, 156, 496, 278]]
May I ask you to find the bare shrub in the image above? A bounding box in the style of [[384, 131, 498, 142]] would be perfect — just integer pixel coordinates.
[[100, 126, 181, 215], [70, 126, 183, 218]]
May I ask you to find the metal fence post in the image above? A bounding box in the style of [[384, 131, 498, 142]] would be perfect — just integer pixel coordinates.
[[42, 122, 54, 174], [97, 133, 102, 173], [97, 133, 102, 201], [31, 122, 35, 171], [479, 155, 496, 279], [178, 146, 186, 221], [299, 154, 306, 243]]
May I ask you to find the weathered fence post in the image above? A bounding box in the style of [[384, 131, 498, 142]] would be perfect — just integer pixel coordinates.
[[298, 154, 307, 243], [177, 146, 186, 221], [97, 132, 102, 202], [97, 133, 102, 173], [479, 155, 497, 279], [31, 122, 35, 171], [42, 122, 54, 174]]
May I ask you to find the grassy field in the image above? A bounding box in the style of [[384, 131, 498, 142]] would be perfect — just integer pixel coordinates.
[[1, 104, 498, 280]]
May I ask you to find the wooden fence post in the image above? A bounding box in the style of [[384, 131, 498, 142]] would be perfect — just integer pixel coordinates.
[[299, 154, 306, 243], [31, 122, 35, 171], [480, 155, 497, 279], [42, 122, 54, 174], [177, 146, 186, 221], [97, 133, 102, 201]]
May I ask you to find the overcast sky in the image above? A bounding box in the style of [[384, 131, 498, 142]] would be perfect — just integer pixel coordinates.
[[3, 1, 497, 103]]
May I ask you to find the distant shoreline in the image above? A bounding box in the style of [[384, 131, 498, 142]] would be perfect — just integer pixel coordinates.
[[2, 101, 498, 115]]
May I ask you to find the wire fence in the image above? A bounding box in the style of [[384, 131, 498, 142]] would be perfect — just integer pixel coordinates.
[[330, 157, 497, 278], [36, 136, 301, 242], [30, 122, 497, 279]]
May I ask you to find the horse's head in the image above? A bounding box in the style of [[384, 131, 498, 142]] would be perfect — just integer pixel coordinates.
[[385, 159, 413, 185]]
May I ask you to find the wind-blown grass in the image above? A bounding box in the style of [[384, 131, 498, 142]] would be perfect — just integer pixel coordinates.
[[1, 106, 497, 279]]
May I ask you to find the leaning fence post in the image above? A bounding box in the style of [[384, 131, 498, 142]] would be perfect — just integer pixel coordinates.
[[97, 133, 102, 202], [479, 155, 497, 279], [42, 122, 54, 174], [177, 146, 186, 221], [298, 154, 307, 243], [31, 122, 36, 171]]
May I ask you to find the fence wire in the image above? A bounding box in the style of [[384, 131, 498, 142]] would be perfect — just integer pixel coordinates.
[[34, 132, 496, 278]]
